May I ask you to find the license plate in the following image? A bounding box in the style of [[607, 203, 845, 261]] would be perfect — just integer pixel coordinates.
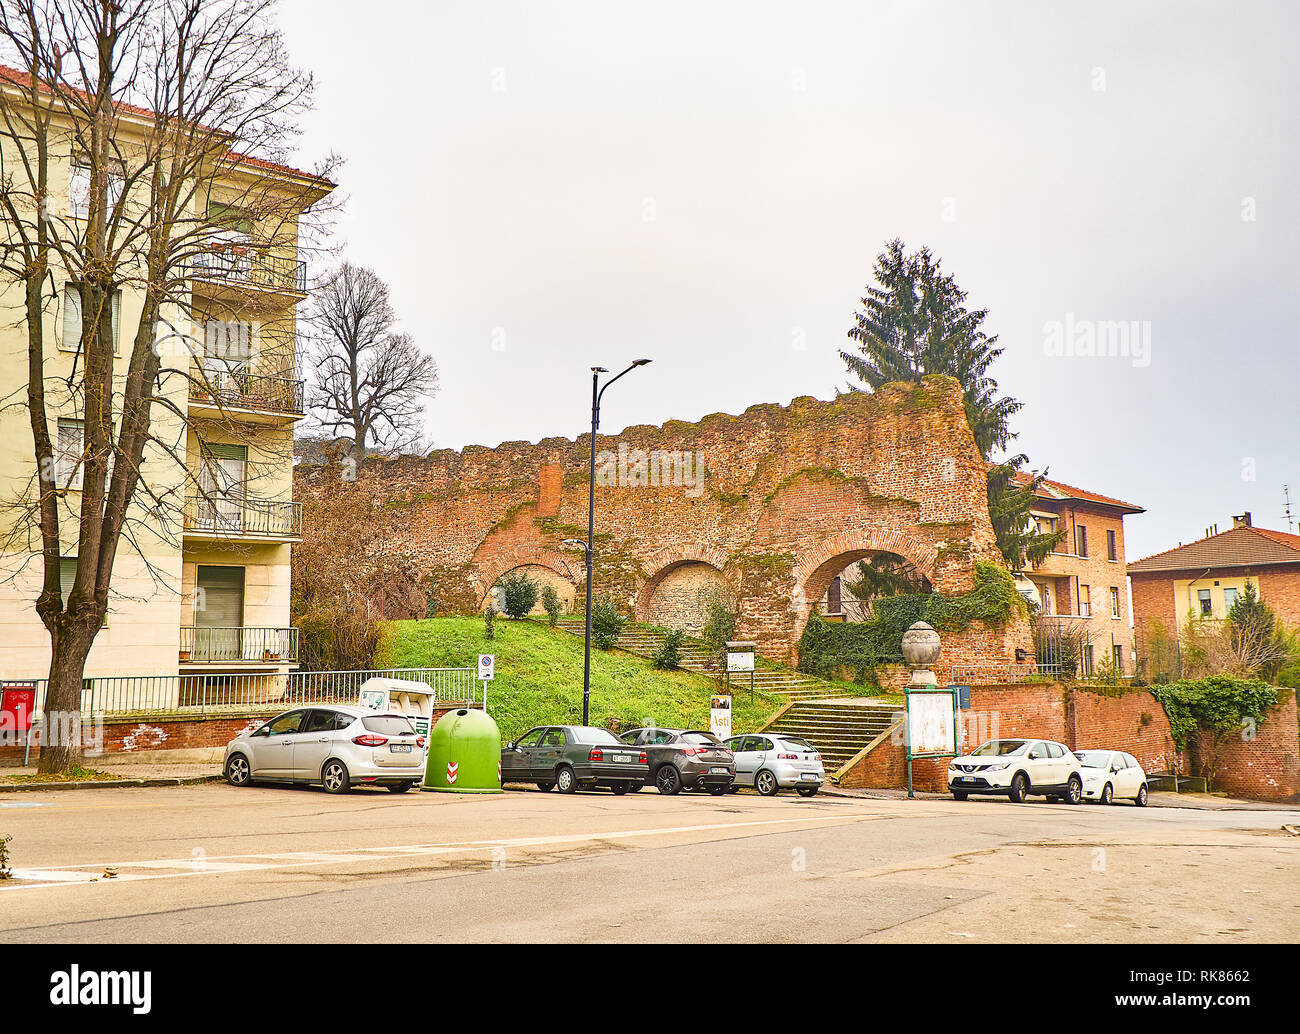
[[390, 744, 411, 753], [710, 767, 729, 774], [613, 754, 631, 764], [800, 773, 818, 781], [958, 776, 976, 783]]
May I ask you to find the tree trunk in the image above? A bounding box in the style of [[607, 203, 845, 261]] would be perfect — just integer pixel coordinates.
[[36, 630, 96, 775]]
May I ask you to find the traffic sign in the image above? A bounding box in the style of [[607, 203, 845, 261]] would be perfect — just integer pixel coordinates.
[[478, 654, 495, 681]]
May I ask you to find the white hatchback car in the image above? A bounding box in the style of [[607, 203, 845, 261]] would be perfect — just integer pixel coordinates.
[[948, 738, 1084, 804], [723, 734, 825, 796], [1074, 749, 1150, 806], [224, 705, 426, 794]]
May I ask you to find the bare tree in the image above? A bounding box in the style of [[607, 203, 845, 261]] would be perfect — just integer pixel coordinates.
[[0, 0, 333, 773], [306, 262, 438, 457]]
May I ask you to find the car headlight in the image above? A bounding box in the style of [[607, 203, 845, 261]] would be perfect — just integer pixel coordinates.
[[984, 762, 1009, 771]]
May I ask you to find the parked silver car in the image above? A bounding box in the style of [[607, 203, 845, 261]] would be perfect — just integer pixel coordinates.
[[223, 705, 425, 794], [723, 733, 825, 796]]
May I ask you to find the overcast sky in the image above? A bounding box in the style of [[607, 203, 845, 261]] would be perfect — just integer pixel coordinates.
[[278, 0, 1298, 563]]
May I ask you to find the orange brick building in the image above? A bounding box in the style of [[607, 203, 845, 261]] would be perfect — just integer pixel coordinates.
[[1013, 473, 1145, 676], [1128, 513, 1300, 635]]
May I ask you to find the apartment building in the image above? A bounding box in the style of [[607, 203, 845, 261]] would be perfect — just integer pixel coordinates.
[[1013, 473, 1145, 677], [1129, 513, 1300, 634], [0, 67, 333, 689]]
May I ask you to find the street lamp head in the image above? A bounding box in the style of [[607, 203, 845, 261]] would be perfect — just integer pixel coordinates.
[[591, 366, 608, 374], [632, 358, 652, 367]]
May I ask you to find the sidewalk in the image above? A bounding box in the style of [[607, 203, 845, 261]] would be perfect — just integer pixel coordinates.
[[0, 750, 223, 792], [822, 783, 1298, 811]]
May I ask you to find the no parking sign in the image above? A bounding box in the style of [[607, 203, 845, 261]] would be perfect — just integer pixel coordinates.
[[478, 655, 495, 681]]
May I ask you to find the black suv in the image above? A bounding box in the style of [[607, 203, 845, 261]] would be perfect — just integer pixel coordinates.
[[618, 728, 735, 795]]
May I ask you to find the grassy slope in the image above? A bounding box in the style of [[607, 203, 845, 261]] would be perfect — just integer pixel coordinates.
[[375, 617, 784, 742]]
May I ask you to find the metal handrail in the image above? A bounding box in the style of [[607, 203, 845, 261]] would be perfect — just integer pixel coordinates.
[[184, 246, 307, 294], [27, 667, 481, 718], [179, 626, 300, 663], [183, 495, 302, 538], [189, 369, 304, 416]]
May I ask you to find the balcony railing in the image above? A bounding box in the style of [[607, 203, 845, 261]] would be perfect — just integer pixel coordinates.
[[180, 626, 299, 664], [189, 369, 304, 417], [183, 495, 302, 538], [184, 246, 307, 294]]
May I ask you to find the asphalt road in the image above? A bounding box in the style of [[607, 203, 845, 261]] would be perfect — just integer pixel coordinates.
[[1, 783, 1297, 943]]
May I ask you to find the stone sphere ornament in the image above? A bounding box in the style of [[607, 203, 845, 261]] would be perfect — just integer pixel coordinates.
[[901, 621, 942, 667]]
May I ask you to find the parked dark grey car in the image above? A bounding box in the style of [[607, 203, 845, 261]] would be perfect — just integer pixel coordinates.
[[618, 728, 735, 795], [501, 725, 648, 794]]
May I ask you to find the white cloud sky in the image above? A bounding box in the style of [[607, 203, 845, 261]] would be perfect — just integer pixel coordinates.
[[278, 0, 1299, 561]]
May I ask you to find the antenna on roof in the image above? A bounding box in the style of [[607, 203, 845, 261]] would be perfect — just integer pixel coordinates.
[[1284, 484, 1295, 533]]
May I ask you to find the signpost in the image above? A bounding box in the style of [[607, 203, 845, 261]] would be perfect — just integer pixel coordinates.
[[478, 654, 495, 713], [903, 684, 959, 799], [709, 694, 732, 741], [724, 641, 756, 702]]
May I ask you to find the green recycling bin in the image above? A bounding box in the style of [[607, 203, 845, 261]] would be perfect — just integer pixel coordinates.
[[422, 707, 503, 793]]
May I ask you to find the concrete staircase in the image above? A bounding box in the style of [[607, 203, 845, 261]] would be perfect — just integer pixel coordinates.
[[553, 619, 855, 702], [763, 701, 902, 772]]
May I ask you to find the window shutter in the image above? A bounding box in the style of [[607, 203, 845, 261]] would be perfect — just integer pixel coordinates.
[[61, 285, 82, 351]]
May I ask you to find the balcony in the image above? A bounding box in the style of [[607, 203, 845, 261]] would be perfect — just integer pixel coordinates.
[[183, 494, 302, 542], [188, 369, 305, 422], [180, 626, 299, 665], [184, 245, 307, 296]]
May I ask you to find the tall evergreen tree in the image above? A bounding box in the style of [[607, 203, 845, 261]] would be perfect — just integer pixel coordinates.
[[841, 240, 1063, 571]]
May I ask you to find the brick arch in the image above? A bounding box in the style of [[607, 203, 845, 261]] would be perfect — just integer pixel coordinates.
[[633, 545, 733, 623], [792, 528, 939, 618], [472, 546, 580, 602]]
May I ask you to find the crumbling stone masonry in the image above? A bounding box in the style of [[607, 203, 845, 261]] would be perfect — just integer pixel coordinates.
[[295, 376, 1032, 666]]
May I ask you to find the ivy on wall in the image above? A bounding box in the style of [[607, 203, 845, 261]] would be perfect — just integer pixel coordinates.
[[797, 561, 1024, 683]]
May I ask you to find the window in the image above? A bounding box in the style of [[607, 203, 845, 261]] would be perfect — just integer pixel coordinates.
[[1107, 529, 1118, 561], [61, 283, 121, 354], [1045, 742, 1064, 758], [266, 710, 305, 736], [1082, 645, 1095, 677], [56, 418, 84, 489], [360, 715, 415, 736], [541, 729, 568, 747], [207, 201, 254, 235], [69, 161, 124, 219], [303, 710, 351, 734], [1112, 644, 1124, 673], [1110, 587, 1121, 619], [1075, 524, 1088, 557], [516, 728, 546, 748], [1078, 584, 1091, 618], [1034, 514, 1058, 537], [1198, 588, 1212, 617], [1223, 587, 1239, 612]]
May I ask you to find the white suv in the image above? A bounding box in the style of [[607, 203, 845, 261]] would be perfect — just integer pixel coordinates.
[[948, 738, 1083, 804]]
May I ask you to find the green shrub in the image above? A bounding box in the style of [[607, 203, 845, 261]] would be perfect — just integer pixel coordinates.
[[483, 606, 496, 640], [296, 605, 379, 672], [1151, 675, 1279, 784], [653, 628, 686, 670], [541, 585, 562, 627], [589, 596, 626, 650], [497, 570, 540, 619], [700, 590, 738, 655]]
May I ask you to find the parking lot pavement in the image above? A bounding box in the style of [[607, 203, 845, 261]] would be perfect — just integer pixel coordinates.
[[2, 781, 1298, 942]]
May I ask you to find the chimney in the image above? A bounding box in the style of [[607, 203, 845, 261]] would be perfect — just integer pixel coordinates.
[[1233, 512, 1252, 529]]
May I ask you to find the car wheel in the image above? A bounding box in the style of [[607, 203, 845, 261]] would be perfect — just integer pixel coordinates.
[[796, 785, 819, 798], [321, 759, 351, 795], [1135, 784, 1149, 807], [952, 790, 968, 801], [1100, 783, 1114, 805], [555, 765, 578, 794], [1063, 775, 1083, 805], [706, 784, 728, 796], [611, 781, 630, 795], [655, 765, 682, 795], [755, 769, 779, 797], [225, 753, 252, 787], [535, 781, 555, 792], [1008, 772, 1029, 803], [388, 781, 416, 794]]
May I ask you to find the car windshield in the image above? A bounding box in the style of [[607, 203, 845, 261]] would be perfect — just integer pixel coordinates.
[[1075, 751, 1112, 769], [361, 715, 414, 735], [679, 732, 719, 745], [779, 737, 815, 752], [971, 740, 1028, 757], [572, 727, 621, 744]]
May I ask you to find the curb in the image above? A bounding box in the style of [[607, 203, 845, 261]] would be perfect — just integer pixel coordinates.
[[0, 774, 223, 793]]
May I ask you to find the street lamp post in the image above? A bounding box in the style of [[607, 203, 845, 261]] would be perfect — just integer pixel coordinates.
[[576, 360, 651, 726]]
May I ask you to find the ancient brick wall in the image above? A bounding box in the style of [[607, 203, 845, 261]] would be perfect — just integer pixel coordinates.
[[295, 377, 1031, 665]]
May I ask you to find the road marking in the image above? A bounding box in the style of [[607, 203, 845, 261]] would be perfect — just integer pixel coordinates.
[[0, 802, 52, 809], [3, 814, 860, 890]]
